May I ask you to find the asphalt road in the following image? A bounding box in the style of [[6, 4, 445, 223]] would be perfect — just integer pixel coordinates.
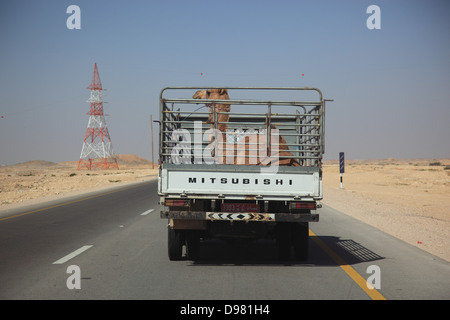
[[0, 179, 449, 301]]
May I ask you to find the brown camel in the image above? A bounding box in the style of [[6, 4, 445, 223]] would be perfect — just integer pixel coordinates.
[[192, 89, 300, 166], [192, 89, 230, 133]]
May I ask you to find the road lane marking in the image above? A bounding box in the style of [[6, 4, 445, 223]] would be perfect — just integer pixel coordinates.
[[0, 182, 149, 222], [140, 209, 154, 216], [53, 245, 93, 264], [309, 230, 387, 300]]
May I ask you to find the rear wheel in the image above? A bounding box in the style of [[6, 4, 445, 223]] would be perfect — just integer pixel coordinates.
[[292, 222, 309, 261], [276, 223, 291, 260], [168, 227, 183, 261], [276, 222, 309, 261], [186, 230, 200, 260]]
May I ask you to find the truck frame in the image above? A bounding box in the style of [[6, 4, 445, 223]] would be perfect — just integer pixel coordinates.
[[158, 87, 330, 261]]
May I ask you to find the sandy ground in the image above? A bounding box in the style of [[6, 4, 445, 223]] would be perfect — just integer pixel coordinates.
[[1, 156, 449, 262], [0, 155, 159, 211], [322, 158, 450, 262]]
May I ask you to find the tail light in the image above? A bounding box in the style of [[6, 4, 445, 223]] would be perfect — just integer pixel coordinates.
[[165, 199, 189, 207], [290, 202, 316, 210]]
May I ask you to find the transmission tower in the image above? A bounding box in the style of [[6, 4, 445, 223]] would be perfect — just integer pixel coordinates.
[[77, 63, 119, 170]]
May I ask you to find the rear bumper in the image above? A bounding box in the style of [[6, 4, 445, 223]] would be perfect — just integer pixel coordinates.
[[160, 210, 319, 222]]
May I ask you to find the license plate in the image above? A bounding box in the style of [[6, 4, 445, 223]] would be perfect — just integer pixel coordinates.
[[221, 203, 260, 212]]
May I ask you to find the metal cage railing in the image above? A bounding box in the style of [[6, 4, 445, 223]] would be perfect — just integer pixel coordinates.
[[159, 87, 328, 167]]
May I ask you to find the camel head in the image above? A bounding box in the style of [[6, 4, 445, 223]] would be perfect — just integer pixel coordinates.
[[192, 89, 230, 132], [192, 88, 229, 100]]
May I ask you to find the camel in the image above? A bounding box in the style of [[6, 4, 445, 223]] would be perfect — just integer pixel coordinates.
[[192, 89, 300, 167], [192, 89, 230, 133]]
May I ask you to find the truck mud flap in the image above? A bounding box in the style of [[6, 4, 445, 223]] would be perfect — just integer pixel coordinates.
[[160, 211, 319, 222]]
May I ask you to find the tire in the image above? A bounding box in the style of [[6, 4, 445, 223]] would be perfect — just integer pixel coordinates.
[[168, 227, 183, 261], [276, 223, 291, 261], [292, 222, 309, 261], [186, 231, 200, 261]]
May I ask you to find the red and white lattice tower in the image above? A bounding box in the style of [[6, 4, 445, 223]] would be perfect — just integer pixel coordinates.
[[77, 63, 119, 170]]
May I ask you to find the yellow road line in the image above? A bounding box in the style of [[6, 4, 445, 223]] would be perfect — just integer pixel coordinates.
[[309, 230, 387, 300], [0, 183, 146, 222]]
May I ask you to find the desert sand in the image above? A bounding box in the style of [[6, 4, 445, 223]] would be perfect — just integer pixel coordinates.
[[0, 155, 158, 211], [322, 158, 450, 262], [1, 156, 449, 262]]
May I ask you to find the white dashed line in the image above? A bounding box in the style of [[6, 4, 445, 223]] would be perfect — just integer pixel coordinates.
[[52, 209, 154, 264], [53, 245, 93, 264], [140, 209, 154, 216]]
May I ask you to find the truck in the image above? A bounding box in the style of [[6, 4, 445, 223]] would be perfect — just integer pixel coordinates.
[[158, 87, 330, 261]]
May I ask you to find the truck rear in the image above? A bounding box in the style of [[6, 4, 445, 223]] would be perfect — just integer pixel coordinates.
[[158, 87, 330, 261]]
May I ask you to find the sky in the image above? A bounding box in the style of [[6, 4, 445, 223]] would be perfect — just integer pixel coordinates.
[[0, 0, 449, 165]]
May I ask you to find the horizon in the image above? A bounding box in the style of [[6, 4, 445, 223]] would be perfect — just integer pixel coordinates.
[[3, 154, 449, 168]]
